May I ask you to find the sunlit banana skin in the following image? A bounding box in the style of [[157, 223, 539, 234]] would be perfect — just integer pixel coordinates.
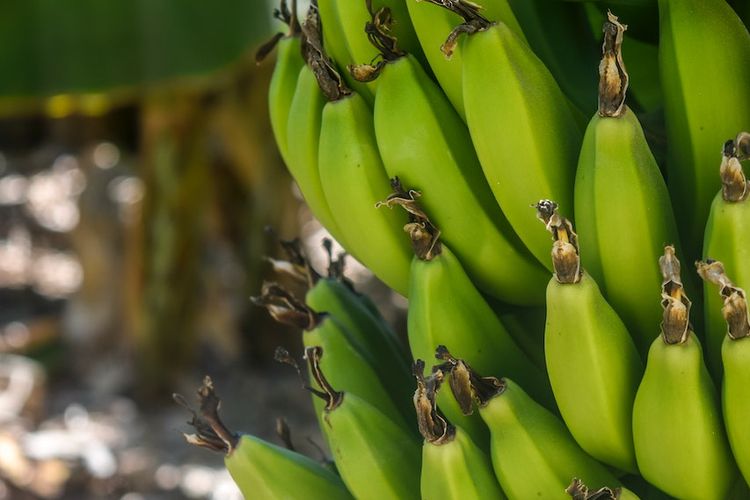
[[318, 91, 413, 296], [538, 199, 642, 473], [406, 0, 525, 120], [266, 34, 303, 166], [364, 49, 548, 305], [696, 259, 750, 487], [413, 360, 506, 500], [440, 354, 619, 500], [658, 0, 750, 255], [574, 15, 682, 357], [632, 247, 738, 500], [178, 378, 353, 500], [702, 140, 750, 380], [307, 346, 421, 500], [456, 18, 583, 270]]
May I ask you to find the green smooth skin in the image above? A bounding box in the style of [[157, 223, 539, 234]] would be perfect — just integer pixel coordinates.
[[268, 35, 304, 165], [420, 427, 506, 500], [632, 333, 738, 500], [408, 245, 555, 445], [574, 107, 682, 357], [703, 192, 750, 382], [480, 379, 619, 500], [285, 67, 348, 246], [325, 392, 422, 500], [306, 278, 414, 425], [722, 336, 750, 486], [225, 434, 353, 500], [545, 272, 643, 473], [463, 23, 582, 271], [374, 55, 548, 305], [304, 315, 407, 429], [406, 0, 525, 120], [659, 0, 750, 256], [318, 93, 412, 296]]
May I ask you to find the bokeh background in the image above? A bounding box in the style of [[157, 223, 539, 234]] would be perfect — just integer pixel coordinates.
[[0, 1, 407, 498]]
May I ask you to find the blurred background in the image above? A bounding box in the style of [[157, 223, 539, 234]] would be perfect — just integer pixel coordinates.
[[0, 1, 406, 498]]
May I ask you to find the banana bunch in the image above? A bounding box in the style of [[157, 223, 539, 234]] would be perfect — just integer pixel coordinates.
[[180, 0, 750, 497]]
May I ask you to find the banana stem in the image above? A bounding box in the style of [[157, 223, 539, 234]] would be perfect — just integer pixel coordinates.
[[534, 200, 581, 284], [720, 139, 749, 202], [696, 260, 750, 340], [349, 2, 406, 82], [376, 177, 442, 261], [306, 345, 345, 411], [566, 478, 622, 500], [174, 377, 239, 454], [255, 0, 302, 63], [659, 245, 692, 344], [419, 0, 493, 58], [413, 360, 456, 444], [598, 12, 629, 118]]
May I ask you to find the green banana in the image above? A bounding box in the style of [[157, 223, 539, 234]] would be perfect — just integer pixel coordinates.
[[352, 12, 549, 305], [567, 478, 640, 500], [178, 377, 353, 500], [316, 80, 413, 296], [658, 0, 750, 256], [438, 348, 620, 500], [253, 282, 412, 428], [536, 200, 642, 474], [285, 11, 348, 246], [413, 359, 506, 500], [257, 0, 304, 166], [697, 259, 750, 487], [425, 0, 583, 270], [574, 14, 682, 356], [632, 246, 738, 500], [379, 182, 555, 444], [306, 346, 422, 500], [406, 0, 526, 120], [701, 137, 750, 381]]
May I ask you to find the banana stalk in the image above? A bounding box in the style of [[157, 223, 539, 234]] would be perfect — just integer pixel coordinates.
[[632, 247, 738, 500], [701, 137, 750, 381], [536, 200, 642, 474], [178, 378, 353, 500], [566, 479, 640, 500], [438, 348, 620, 499], [306, 346, 422, 500]]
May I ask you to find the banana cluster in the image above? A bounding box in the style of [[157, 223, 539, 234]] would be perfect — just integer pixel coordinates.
[[183, 0, 750, 498]]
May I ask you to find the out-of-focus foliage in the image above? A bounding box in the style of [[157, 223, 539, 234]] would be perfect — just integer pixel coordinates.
[[0, 0, 271, 98]]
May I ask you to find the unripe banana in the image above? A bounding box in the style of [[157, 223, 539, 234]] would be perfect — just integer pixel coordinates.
[[258, 0, 304, 165], [413, 360, 506, 500], [306, 346, 422, 500], [379, 183, 555, 443], [658, 0, 750, 255], [406, 0, 526, 120], [285, 10, 348, 246], [254, 283, 411, 428], [536, 200, 642, 474], [426, 0, 583, 270], [574, 14, 682, 356], [438, 349, 619, 500], [178, 377, 353, 500], [701, 138, 750, 381], [317, 85, 413, 296], [697, 259, 750, 487], [632, 246, 738, 500], [353, 11, 548, 305]]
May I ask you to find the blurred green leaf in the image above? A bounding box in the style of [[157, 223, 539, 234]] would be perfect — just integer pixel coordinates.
[[0, 0, 271, 97]]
